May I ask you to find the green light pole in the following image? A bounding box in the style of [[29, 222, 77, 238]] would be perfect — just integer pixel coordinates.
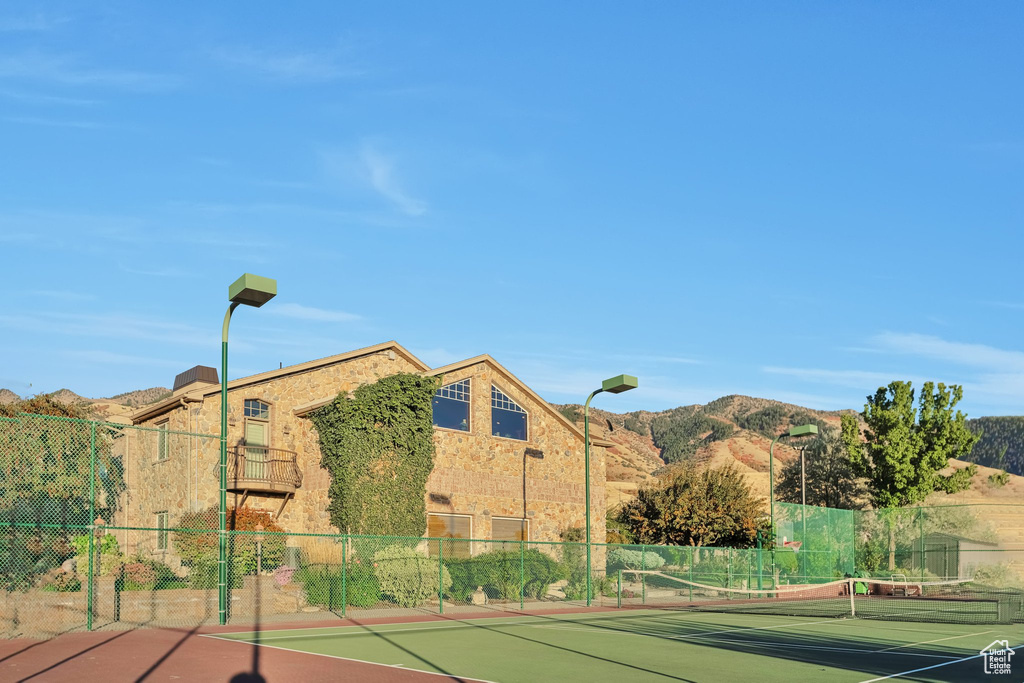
[[583, 374, 638, 606], [768, 423, 818, 542], [219, 274, 276, 625]]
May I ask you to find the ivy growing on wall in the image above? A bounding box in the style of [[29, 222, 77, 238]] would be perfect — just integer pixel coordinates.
[[309, 373, 440, 538]]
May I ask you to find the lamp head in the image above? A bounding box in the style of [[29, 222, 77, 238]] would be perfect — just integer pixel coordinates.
[[601, 374, 638, 394], [228, 274, 277, 308], [788, 424, 819, 438]]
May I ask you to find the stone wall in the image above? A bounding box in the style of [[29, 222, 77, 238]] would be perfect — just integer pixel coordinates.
[[125, 347, 605, 565]]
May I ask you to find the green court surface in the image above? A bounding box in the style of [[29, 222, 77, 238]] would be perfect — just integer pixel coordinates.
[[208, 610, 1024, 682]]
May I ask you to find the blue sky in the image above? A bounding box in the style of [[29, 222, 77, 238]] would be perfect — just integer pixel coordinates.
[[1, 2, 1022, 417]]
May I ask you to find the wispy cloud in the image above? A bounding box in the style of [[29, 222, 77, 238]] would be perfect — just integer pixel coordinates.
[[5, 116, 102, 129], [270, 303, 361, 323], [0, 88, 97, 105], [0, 13, 70, 32], [62, 350, 185, 367], [25, 290, 96, 302], [212, 46, 363, 83], [0, 53, 179, 90], [870, 332, 1024, 373], [762, 366, 917, 390], [0, 312, 218, 347], [359, 146, 427, 216]]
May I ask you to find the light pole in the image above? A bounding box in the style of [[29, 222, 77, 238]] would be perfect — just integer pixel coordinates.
[[583, 374, 638, 606], [219, 273, 276, 625], [768, 423, 818, 542]]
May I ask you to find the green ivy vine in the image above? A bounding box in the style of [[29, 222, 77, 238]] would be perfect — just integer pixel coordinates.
[[309, 373, 439, 538]]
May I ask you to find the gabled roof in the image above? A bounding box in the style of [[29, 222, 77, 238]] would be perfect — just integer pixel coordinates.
[[981, 640, 1015, 654], [427, 354, 614, 448], [132, 341, 427, 423]]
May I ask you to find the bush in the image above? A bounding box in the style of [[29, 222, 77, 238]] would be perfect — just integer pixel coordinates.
[[297, 563, 381, 609], [174, 507, 287, 576], [373, 546, 451, 607], [989, 471, 1011, 488], [39, 569, 81, 592], [72, 533, 123, 576], [187, 555, 243, 589], [606, 548, 666, 572], [445, 550, 567, 601], [117, 556, 185, 591]]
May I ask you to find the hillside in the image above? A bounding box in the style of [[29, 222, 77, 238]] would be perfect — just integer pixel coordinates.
[[964, 416, 1024, 476], [0, 386, 171, 419]]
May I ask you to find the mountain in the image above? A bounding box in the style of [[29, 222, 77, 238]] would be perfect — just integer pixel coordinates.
[[964, 417, 1024, 476], [560, 395, 1024, 515], [0, 386, 171, 419]]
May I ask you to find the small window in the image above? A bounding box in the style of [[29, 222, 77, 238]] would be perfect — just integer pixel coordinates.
[[156, 420, 169, 462], [427, 513, 472, 559], [433, 379, 470, 432], [244, 399, 270, 419], [492, 517, 528, 549], [491, 385, 527, 440], [156, 511, 168, 551]]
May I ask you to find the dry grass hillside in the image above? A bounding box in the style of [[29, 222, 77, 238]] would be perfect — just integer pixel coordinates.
[[0, 387, 171, 420]]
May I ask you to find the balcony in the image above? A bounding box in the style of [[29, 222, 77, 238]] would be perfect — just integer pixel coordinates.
[[227, 446, 303, 497]]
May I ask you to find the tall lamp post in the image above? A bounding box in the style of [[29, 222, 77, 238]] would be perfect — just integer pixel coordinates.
[[583, 374, 638, 606], [219, 274, 276, 625], [768, 423, 818, 542]]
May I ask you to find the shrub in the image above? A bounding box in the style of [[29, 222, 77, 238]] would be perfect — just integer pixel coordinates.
[[373, 546, 451, 607], [40, 569, 81, 592], [121, 562, 157, 589], [188, 555, 243, 589], [72, 533, 123, 576], [989, 471, 1011, 488], [173, 507, 286, 575], [606, 548, 666, 572], [445, 550, 567, 601], [297, 563, 381, 609]]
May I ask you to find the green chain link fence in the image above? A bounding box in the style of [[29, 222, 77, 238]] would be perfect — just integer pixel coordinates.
[[3, 413, 1023, 638]]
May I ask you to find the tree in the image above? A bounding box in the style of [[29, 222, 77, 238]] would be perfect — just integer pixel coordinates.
[[841, 381, 979, 568], [775, 427, 865, 510], [617, 463, 767, 547]]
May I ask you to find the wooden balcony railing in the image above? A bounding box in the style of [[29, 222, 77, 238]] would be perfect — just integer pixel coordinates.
[[226, 446, 302, 495]]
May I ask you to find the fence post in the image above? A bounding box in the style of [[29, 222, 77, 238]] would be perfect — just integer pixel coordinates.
[[86, 421, 97, 631], [438, 537, 444, 615], [918, 508, 925, 581], [617, 569, 622, 608], [688, 548, 693, 603], [727, 548, 732, 590], [519, 540, 525, 611], [641, 544, 647, 605], [341, 537, 347, 618]]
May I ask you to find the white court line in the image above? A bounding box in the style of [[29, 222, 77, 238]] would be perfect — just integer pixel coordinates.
[[531, 624, 958, 659], [876, 629, 992, 652], [204, 634, 498, 683], [858, 643, 1024, 683]]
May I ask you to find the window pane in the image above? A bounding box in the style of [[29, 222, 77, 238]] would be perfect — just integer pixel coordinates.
[[492, 408, 527, 440], [157, 421, 169, 461], [244, 399, 269, 419], [428, 513, 471, 558], [492, 518, 527, 542], [432, 396, 469, 431]]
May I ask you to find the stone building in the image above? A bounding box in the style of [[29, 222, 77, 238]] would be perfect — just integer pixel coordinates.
[[121, 341, 609, 560]]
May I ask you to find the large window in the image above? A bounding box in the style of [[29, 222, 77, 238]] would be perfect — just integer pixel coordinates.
[[432, 379, 470, 432], [491, 385, 527, 440], [156, 511, 169, 551], [156, 420, 169, 462], [492, 517, 528, 550], [427, 512, 472, 558]]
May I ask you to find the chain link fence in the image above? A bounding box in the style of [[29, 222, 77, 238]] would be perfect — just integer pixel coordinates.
[[3, 413, 1024, 638]]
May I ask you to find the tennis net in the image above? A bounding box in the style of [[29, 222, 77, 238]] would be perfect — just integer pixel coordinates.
[[618, 570, 1022, 625]]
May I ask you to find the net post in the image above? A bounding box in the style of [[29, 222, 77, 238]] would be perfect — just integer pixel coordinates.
[[341, 536, 347, 619], [918, 507, 925, 581], [519, 539, 525, 611], [849, 577, 855, 617], [617, 569, 622, 609], [438, 535, 444, 615]]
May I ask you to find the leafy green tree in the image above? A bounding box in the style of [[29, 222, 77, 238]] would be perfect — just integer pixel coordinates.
[[841, 381, 979, 568], [617, 463, 767, 547], [775, 428, 865, 510]]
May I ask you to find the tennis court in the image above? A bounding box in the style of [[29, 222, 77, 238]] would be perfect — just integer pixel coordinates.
[[206, 609, 1024, 682]]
